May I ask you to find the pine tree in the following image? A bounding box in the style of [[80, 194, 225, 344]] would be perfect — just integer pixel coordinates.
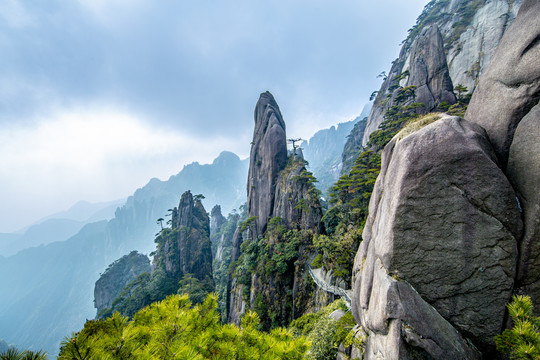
[[495, 295, 540, 359]]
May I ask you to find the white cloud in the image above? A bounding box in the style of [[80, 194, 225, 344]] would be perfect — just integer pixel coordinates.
[[0, 105, 249, 232]]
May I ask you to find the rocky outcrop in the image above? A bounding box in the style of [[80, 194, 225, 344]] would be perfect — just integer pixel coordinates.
[[100, 191, 214, 317], [94, 251, 151, 317], [273, 162, 323, 232], [352, 115, 522, 357], [341, 116, 368, 175], [465, 0, 540, 166], [466, 0, 540, 310], [228, 92, 323, 326], [406, 24, 456, 113], [156, 190, 213, 284], [210, 205, 226, 239], [508, 104, 540, 306], [359, 0, 524, 148], [247, 91, 288, 235]]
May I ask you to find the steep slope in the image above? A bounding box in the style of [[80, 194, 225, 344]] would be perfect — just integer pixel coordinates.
[[350, 2, 539, 358], [341, 0, 524, 167], [94, 251, 151, 317], [228, 92, 323, 328], [466, 0, 540, 315], [0, 151, 247, 355], [100, 191, 214, 318]]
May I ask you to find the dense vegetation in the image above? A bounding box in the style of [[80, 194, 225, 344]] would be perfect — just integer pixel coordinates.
[[211, 207, 244, 320], [317, 77, 470, 285], [289, 300, 359, 360], [0, 348, 48, 360], [99, 194, 214, 318], [232, 158, 320, 330], [237, 218, 316, 330], [59, 294, 308, 360]]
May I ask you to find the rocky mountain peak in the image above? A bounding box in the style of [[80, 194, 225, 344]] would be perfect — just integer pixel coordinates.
[[406, 24, 456, 113], [247, 91, 288, 235], [210, 205, 226, 237]]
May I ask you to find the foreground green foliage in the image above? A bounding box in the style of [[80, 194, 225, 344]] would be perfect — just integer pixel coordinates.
[[290, 300, 357, 360], [495, 295, 540, 359], [60, 294, 308, 360], [0, 348, 47, 360]]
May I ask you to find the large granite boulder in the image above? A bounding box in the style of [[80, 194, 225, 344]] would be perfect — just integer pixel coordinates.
[[508, 103, 540, 303], [465, 0, 540, 167], [465, 0, 540, 309], [247, 92, 288, 235], [352, 115, 522, 358], [406, 24, 456, 113]]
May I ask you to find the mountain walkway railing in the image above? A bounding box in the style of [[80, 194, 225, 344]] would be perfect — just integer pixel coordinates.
[[307, 265, 353, 308]]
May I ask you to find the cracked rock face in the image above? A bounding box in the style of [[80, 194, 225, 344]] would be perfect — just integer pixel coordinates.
[[247, 92, 288, 235], [465, 0, 540, 166], [406, 24, 457, 113], [466, 0, 540, 311], [508, 103, 540, 306], [352, 116, 522, 357]]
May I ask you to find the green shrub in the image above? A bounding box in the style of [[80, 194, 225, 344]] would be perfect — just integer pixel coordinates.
[[60, 294, 308, 360]]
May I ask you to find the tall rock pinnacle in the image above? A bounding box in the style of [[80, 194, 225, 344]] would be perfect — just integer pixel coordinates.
[[247, 91, 288, 235]]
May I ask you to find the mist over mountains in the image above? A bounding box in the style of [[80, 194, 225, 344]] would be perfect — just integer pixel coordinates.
[[0, 151, 248, 354]]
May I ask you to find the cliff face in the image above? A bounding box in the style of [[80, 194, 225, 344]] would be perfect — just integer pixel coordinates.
[[351, 2, 539, 358], [94, 251, 150, 317], [228, 92, 323, 327], [99, 190, 214, 318], [406, 24, 457, 113], [341, 0, 524, 159], [247, 92, 288, 236], [466, 0, 540, 314], [340, 117, 368, 175], [153, 191, 213, 285]]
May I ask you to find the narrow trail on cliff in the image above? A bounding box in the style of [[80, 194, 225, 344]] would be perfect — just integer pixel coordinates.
[[307, 266, 352, 308]]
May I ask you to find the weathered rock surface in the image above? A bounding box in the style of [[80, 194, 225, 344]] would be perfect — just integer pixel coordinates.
[[341, 115, 368, 175], [464, 0, 540, 310], [228, 92, 324, 326], [508, 103, 540, 305], [273, 161, 323, 232], [406, 24, 457, 113], [247, 92, 288, 235], [159, 190, 213, 284], [352, 116, 522, 357], [94, 251, 151, 316], [360, 0, 524, 148], [210, 205, 226, 239], [466, 0, 540, 166]]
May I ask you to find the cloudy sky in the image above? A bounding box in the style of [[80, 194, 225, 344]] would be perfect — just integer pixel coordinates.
[[0, 0, 429, 232]]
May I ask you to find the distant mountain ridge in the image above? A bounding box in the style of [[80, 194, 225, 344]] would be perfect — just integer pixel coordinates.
[[302, 103, 371, 194], [0, 151, 248, 355]]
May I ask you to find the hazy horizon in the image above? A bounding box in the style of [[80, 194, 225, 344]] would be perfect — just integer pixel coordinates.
[[0, 0, 430, 232]]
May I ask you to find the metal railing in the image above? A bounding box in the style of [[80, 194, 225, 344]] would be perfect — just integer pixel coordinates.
[[307, 265, 352, 308]]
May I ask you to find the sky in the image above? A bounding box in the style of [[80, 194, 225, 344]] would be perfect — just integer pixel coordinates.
[[0, 0, 429, 232]]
